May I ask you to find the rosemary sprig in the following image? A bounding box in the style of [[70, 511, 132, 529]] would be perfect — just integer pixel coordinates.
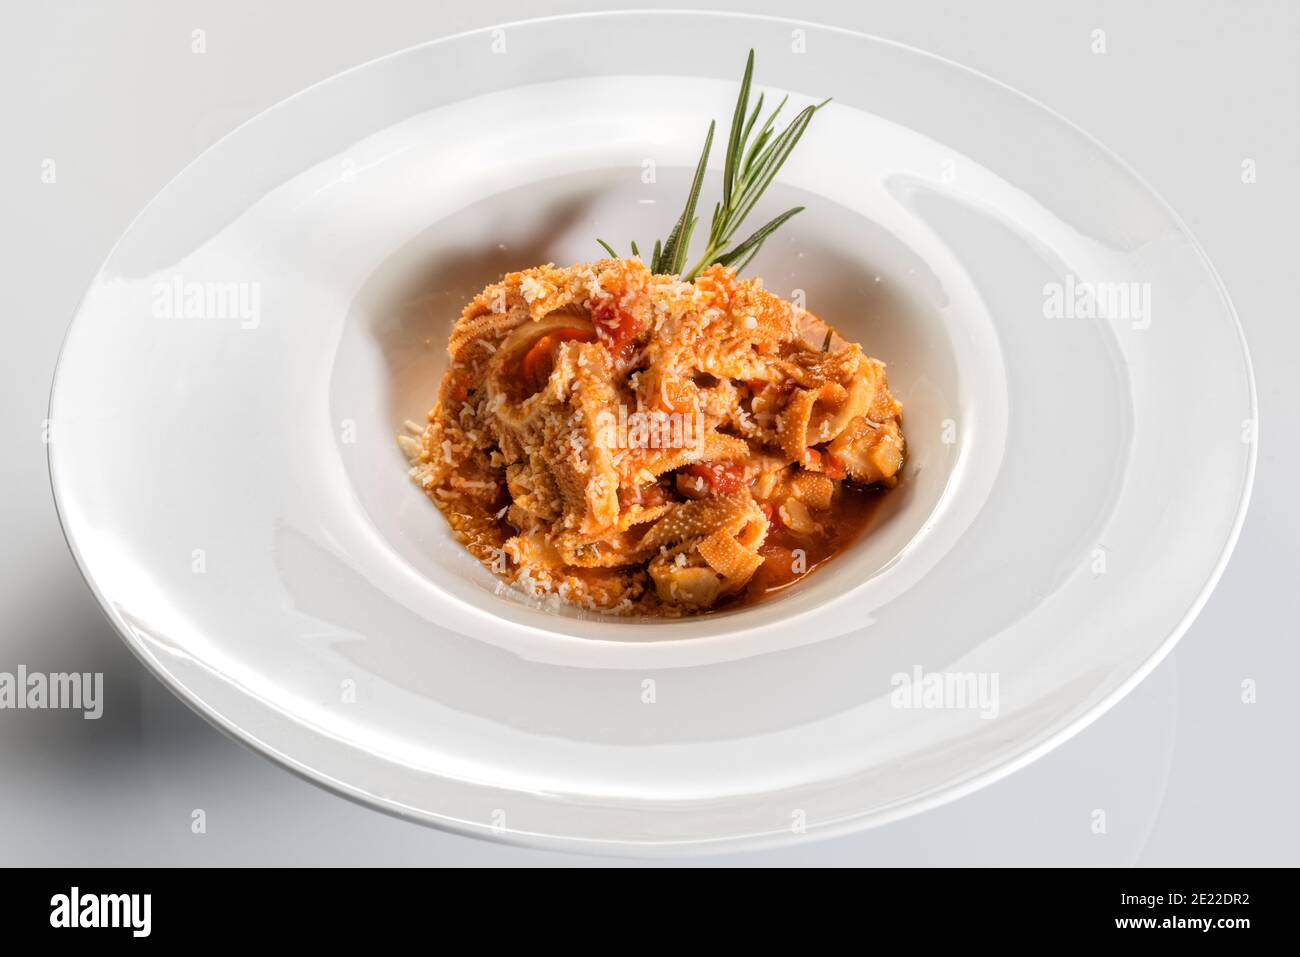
[[596, 50, 827, 281]]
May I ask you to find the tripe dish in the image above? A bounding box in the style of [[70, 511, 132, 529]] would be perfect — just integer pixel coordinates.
[[399, 52, 905, 616]]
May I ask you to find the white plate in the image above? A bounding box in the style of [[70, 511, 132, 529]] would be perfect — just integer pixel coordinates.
[[49, 12, 1256, 854]]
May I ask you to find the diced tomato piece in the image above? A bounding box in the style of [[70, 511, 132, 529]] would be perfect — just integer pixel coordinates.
[[591, 298, 639, 355], [519, 327, 597, 389], [800, 446, 846, 480], [679, 463, 712, 484], [711, 469, 747, 494], [823, 451, 847, 481], [655, 379, 696, 415], [519, 336, 554, 384], [680, 462, 747, 495]]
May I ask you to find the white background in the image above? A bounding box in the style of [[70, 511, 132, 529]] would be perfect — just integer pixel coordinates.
[[1, 0, 1296, 865]]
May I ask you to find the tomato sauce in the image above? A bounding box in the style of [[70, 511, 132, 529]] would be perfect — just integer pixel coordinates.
[[722, 481, 887, 610]]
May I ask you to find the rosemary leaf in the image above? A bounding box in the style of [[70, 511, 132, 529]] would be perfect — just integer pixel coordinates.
[[722, 50, 754, 209], [596, 50, 823, 281], [723, 104, 819, 245], [715, 206, 804, 268], [658, 119, 715, 276], [741, 94, 786, 177], [738, 92, 765, 167], [676, 216, 698, 275], [727, 243, 763, 275]]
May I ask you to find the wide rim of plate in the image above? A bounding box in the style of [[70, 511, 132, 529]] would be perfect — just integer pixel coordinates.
[[47, 9, 1257, 856]]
